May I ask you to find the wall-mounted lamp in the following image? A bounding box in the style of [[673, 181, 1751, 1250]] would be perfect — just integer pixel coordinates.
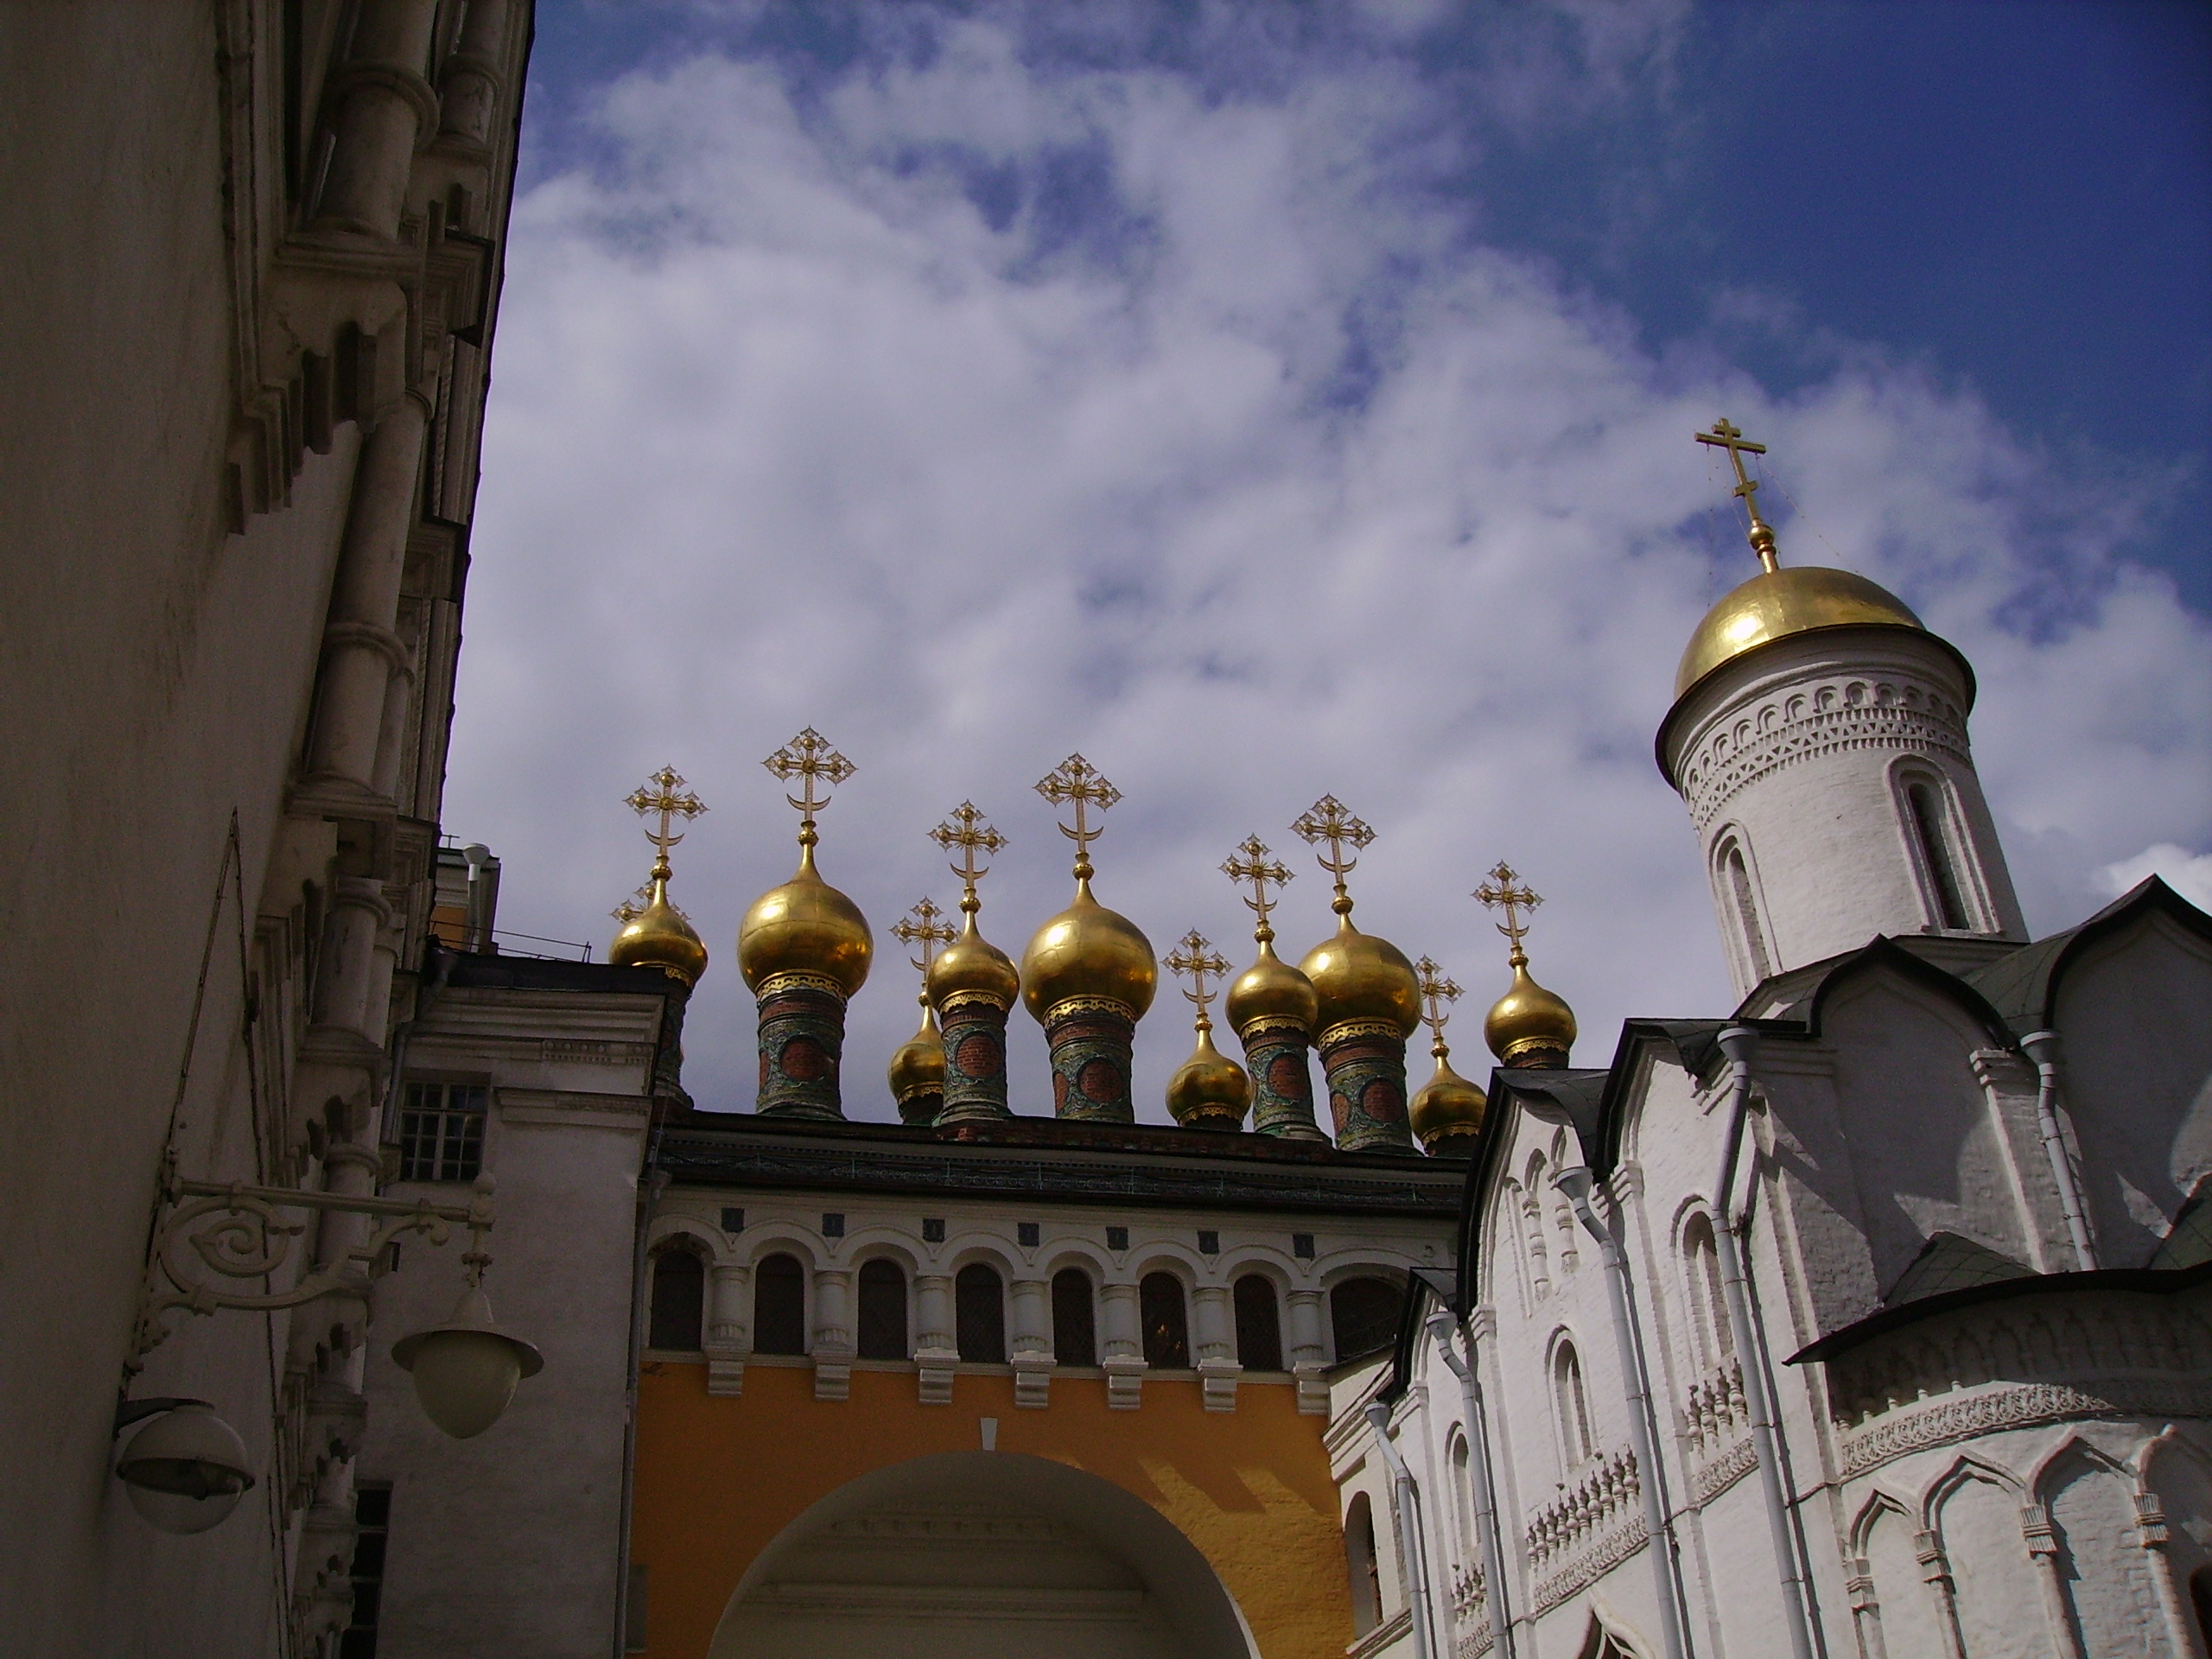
[[112, 1399, 256, 1535], [119, 1170, 542, 1529]]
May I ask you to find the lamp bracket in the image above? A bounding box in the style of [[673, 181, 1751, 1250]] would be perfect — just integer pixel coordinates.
[[128, 1171, 496, 1373]]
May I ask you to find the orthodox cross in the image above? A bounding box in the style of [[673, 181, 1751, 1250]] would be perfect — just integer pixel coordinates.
[[763, 728, 855, 846], [1414, 956, 1463, 1058], [1473, 861, 1542, 967], [891, 896, 957, 977], [1221, 835, 1294, 945], [1694, 418, 1779, 574], [611, 882, 654, 926], [626, 766, 707, 874], [1035, 753, 1122, 880], [1292, 794, 1376, 916], [1165, 930, 1233, 1033], [930, 802, 1008, 915]]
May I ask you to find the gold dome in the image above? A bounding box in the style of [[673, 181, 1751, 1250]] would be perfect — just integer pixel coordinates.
[[607, 870, 709, 985], [888, 1001, 945, 1103], [927, 910, 1020, 1008], [1300, 916, 1421, 1039], [1225, 939, 1319, 1037], [1020, 879, 1157, 1023], [737, 842, 873, 999], [1409, 1052, 1486, 1153], [1675, 565, 1925, 700], [1484, 961, 1576, 1065], [1166, 1027, 1250, 1129]]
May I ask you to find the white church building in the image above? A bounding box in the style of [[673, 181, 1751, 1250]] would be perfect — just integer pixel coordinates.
[[1332, 431, 2212, 1659]]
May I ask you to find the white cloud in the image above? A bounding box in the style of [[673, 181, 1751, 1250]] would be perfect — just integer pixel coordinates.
[[446, 13, 2211, 1123], [2095, 844, 2212, 912]]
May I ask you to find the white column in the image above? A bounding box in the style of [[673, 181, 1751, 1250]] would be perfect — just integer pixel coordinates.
[[705, 1264, 750, 1398], [1194, 1285, 1241, 1413], [436, 0, 511, 149], [315, 0, 443, 238], [1010, 1277, 1052, 1410], [914, 1274, 956, 1406], [811, 1268, 853, 1402], [1101, 1280, 1145, 1410], [1289, 1287, 1328, 1415]]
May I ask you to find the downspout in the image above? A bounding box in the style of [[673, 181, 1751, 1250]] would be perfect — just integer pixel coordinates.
[[1712, 1026, 1817, 1659], [1554, 1166, 1688, 1659], [2020, 1030, 2095, 1271], [1427, 1311, 1514, 1658], [611, 1125, 667, 1656], [1365, 1400, 1437, 1659]]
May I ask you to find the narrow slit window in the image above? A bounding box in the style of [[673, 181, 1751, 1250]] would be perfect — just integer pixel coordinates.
[[1722, 843, 1772, 981], [955, 1262, 1006, 1363], [855, 1258, 908, 1361], [1554, 1340, 1594, 1466], [753, 1253, 806, 1355], [1907, 780, 1972, 929]]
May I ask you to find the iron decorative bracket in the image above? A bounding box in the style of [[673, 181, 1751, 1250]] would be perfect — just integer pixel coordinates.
[[128, 1170, 496, 1372]]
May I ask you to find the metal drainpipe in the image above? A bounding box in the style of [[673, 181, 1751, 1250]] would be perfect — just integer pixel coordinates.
[[1364, 1400, 1437, 1659], [2020, 1030, 2096, 1271], [1554, 1166, 1689, 1659], [1712, 1026, 1818, 1659], [1427, 1311, 1514, 1658], [612, 1130, 667, 1657]]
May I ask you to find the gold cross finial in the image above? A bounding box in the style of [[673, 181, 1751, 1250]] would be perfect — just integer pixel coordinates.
[[891, 896, 957, 977], [1035, 753, 1122, 882], [1473, 861, 1542, 967], [1292, 794, 1376, 917], [763, 728, 855, 848], [1221, 835, 1294, 945], [1414, 956, 1463, 1058], [611, 882, 655, 926], [1694, 418, 1780, 574], [930, 802, 1008, 916], [1165, 929, 1234, 1033], [626, 766, 707, 875]]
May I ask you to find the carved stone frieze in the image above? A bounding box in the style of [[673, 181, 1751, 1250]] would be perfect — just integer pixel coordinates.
[[1840, 1379, 2212, 1478]]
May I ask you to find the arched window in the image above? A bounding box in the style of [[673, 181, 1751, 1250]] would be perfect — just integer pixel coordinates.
[[1233, 1274, 1283, 1370], [1554, 1338, 1594, 1467], [753, 1252, 806, 1356], [1681, 1212, 1733, 1370], [855, 1258, 908, 1361], [1904, 776, 1973, 930], [1052, 1268, 1096, 1367], [1140, 1272, 1190, 1369], [1449, 1432, 1473, 1566], [648, 1248, 703, 1351], [1331, 1275, 1402, 1363], [955, 1262, 1006, 1363], [1344, 1491, 1383, 1636], [1719, 838, 1772, 981]]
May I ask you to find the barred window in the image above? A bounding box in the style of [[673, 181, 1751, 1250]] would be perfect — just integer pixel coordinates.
[[398, 1083, 486, 1181]]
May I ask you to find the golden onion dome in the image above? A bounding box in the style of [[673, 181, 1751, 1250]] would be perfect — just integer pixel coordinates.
[[607, 871, 709, 985], [1484, 961, 1577, 1065], [1166, 1027, 1250, 1130], [737, 842, 873, 999], [1300, 916, 1421, 1039], [1409, 1052, 1487, 1154], [887, 1001, 945, 1103], [927, 910, 1020, 1008], [1020, 879, 1158, 1023], [1675, 565, 1926, 700], [1224, 939, 1319, 1037]]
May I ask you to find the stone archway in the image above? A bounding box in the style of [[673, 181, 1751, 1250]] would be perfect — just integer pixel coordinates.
[[710, 1451, 1259, 1659]]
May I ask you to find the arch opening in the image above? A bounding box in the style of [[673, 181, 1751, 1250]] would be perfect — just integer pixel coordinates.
[[709, 1451, 1260, 1659]]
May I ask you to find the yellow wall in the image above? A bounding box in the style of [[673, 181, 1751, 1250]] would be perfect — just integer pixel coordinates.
[[632, 1360, 1355, 1658]]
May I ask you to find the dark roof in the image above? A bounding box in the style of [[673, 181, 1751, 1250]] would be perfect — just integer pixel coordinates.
[[435, 944, 691, 1000], [652, 1109, 1465, 1218], [1965, 876, 2209, 1037], [1376, 1268, 1458, 1406]]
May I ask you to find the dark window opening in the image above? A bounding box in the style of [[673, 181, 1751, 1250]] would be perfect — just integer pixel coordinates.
[[1234, 1274, 1283, 1370], [340, 1484, 391, 1658], [753, 1253, 807, 1355], [1141, 1272, 1190, 1369], [956, 1262, 1006, 1363], [648, 1249, 704, 1351], [398, 1082, 486, 1181], [1722, 843, 1771, 982], [1052, 1268, 1096, 1367], [856, 1258, 908, 1360], [1907, 780, 1973, 930], [1330, 1276, 1402, 1363]]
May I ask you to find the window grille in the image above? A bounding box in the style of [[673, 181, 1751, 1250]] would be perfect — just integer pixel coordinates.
[[753, 1253, 807, 1355], [340, 1484, 391, 1658], [397, 1082, 486, 1181]]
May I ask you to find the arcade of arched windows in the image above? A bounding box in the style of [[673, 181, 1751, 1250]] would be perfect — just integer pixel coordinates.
[[642, 1203, 1438, 1412]]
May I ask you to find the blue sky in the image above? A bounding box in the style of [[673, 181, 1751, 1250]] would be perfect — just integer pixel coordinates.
[[446, 1, 2212, 1120]]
